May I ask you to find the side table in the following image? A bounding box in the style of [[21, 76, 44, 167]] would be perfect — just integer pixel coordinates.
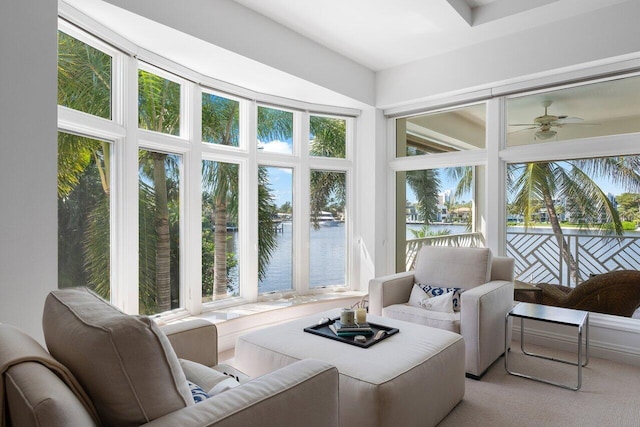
[[513, 280, 543, 304], [505, 302, 589, 390]]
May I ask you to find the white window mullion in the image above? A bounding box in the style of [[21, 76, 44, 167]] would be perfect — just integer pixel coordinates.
[[243, 100, 259, 302], [485, 98, 506, 255], [184, 82, 202, 314], [114, 55, 140, 314], [297, 112, 311, 294]]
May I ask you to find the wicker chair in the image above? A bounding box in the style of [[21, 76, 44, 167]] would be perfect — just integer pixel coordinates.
[[531, 270, 640, 317]]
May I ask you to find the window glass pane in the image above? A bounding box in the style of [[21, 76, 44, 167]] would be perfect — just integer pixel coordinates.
[[507, 155, 640, 319], [397, 167, 481, 272], [257, 106, 293, 154], [507, 75, 640, 147], [202, 160, 239, 301], [139, 150, 181, 314], [138, 70, 181, 136], [58, 132, 110, 298], [57, 31, 111, 119], [396, 104, 486, 157], [310, 170, 346, 287], [202, 93, 239, 147], [310, 116, 346, 158], [258, 166, 293, 293]]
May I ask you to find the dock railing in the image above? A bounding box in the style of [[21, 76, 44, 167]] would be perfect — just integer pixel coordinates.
[[506, 230, 640, 287]]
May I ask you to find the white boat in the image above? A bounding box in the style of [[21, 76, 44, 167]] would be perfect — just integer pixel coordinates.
[[316, 211, 339, 227]]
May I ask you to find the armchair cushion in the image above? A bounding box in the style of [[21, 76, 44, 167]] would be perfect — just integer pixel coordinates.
[[43, 288, 193, 427], [414, 246, 492, 290], [383, 303, 460, 332]]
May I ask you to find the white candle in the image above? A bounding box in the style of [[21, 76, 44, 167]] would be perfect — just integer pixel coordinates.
[[355, 308, 367, 324]]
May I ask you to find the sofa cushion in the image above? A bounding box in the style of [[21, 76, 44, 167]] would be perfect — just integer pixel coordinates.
[[414, 246, 492, 290], [42, 288, 193, 427], [5, 362, 99, 427], [382, 304, 460, 333]]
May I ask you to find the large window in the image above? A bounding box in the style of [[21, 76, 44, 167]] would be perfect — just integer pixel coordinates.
[[394, 104, 486, 273], [309, 170, 346, 288], [505, 75, 640, 319], [57, 132, 111, 297], [58, 22, 355, 316], [202, 160, 240, 301], [258, 166, 293, 294], [396, 103, 485, 157], [138, 150, 181, 315], [57, 30, 112, 119]]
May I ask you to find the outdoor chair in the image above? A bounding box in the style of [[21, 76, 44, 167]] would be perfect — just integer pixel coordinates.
[[368, 246, 514, 378]]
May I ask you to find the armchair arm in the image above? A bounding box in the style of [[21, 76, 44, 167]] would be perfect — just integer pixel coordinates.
[[161, 319, 218, 367], [460, 280, 514, 377], [142, 359, 339, 427], [368, 271, 415, 315]]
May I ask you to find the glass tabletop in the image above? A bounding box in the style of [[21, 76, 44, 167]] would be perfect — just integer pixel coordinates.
[[509, 302, 588, 327]]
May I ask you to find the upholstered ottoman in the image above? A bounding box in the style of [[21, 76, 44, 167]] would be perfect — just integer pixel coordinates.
[[234, 309, 465, 427]]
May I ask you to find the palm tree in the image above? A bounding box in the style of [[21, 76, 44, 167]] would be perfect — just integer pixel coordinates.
[[508, 157, 640, 282], [309, 116, 347, 228], [137, 70, 181, 313], [57, 31, 112, 297], [406, 169, 441, 224]]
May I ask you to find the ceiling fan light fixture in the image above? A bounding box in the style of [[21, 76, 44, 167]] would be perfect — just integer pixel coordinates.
[[535, 129, 557, 140]]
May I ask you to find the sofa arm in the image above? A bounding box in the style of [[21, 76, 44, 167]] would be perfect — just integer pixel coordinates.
[[142, 359, 339, 427], [460, 280, 514, 377], [161, 319, 218, 367], [368, 271, 415, 316]]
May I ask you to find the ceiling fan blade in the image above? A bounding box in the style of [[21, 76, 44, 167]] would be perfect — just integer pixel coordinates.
[[557, 116, 584, 123], [508, 127, 536, 134], [508, 123, 537, 126]]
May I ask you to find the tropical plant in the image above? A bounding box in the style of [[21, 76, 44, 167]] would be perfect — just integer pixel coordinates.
[[406, 169, 441, 224], [137, 70, 181, 313], [408, 225, 451, 239], [309, 117, 346, 229], [57, 32, 112, 298]]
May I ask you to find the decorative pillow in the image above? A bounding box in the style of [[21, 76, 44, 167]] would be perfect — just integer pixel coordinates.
[[179, 359, 239, 397], [416, 283, 463, 312], [188, 381, 210, 403], [420, 291, 455, 313]]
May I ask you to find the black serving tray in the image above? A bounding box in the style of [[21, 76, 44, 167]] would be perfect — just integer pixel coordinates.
[[304, 317, 399, 348]]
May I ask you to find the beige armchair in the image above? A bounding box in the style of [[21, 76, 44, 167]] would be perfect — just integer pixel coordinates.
[[369, 246, 514, 379], [1, 288, 339, 427]]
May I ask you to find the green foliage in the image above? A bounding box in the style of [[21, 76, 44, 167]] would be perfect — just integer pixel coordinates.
[[138, 69, 181, 135], [57, 31, 111, 119], [409, 225, 452, 239], [202, 94, 239, 146], [406, 169, 441, 224]]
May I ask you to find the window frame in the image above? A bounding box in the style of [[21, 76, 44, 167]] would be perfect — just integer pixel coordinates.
[[57, 18, 359, 318]]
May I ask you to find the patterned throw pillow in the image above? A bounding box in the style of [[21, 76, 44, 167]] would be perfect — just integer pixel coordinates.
[[416, 283, 463, 312], [188, 381, 210, 403]]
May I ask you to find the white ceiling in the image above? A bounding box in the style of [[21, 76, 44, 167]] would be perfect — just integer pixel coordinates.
[[231, 0, 629, 71]]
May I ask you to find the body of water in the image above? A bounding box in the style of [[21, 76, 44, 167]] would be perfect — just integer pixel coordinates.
[[226, 222, 347, 294], [226, 223, 639, 295]]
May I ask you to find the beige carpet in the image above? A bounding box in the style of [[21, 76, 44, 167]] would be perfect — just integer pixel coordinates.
[[438, 342, 640, 426]]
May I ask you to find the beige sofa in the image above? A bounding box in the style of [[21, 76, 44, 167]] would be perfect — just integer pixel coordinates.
[[369, 246, 514, 379], [0, 287, 339, 427]]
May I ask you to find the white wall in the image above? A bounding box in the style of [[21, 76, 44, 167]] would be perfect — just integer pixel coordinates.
[[100, 0, 375, 106], [377, 0, 640, 109], [0, 0, 58, 341]]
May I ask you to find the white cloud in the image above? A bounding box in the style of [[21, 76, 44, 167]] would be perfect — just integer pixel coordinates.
[[260, 139, 292, 154]]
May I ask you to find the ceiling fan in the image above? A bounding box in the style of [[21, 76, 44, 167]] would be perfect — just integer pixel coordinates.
[[509, 100, 586, 140]]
